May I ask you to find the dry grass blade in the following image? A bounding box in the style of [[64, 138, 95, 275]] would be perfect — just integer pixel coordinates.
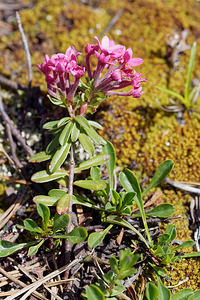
[[0, 290, 21, 297], [5, 255, 87, 300], [0, 174, 31, 185], [165, 178, 200, 194], [155, 97, 184, 112], [0, 266, 46, 300], [43, 285, 63, 300], [0, 189, 26, 230], [45, 279, 74, 287]]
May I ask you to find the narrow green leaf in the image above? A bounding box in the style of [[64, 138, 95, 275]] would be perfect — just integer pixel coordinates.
[[156, 86, 185, 102], [172, 288, 193, 300], [88, 120, 103, 130], [28, 240, 44, 256], [53, 213, 70, 232], [182, 251, 200, 258], [146, 204, 175, 218], [79, 133, 95, 156], [37, 204, 50, 230], [46, 133, 60, 154], [157, 276, 170, 300], [103, 141, 116, 190], [31, 169, 67, 183], [184, 42, 197, 104], [71, 122, 80, 142], [142, 160, 174, 196], [74, 180, 107, 190], [24, 219, 43, 233], [86, 284, 105, 300], [57, 117, 71, 127], [88, 225, 113, 248], [43, 120, 59, 130], [53, 227, 88, 243], [84, 125, 106, 145], [74, 115, 91, 130], [56, 194, 70, 215], [49, 142, 71, 173], [47, 95, 66, 107], [59, 121, 73, 146], [146, 282, 158, 300], [75, 154, 110, 171], [0, 240, 34, 257], [120, 169, 151, 244], [29, 152, 52, 163], [173, 240, 195, 251]]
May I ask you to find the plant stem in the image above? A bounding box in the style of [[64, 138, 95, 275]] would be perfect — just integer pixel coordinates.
[[65, 143, 75, 275]]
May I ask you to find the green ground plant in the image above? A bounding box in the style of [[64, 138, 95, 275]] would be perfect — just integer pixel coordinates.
[[0, 33, 200, 299]]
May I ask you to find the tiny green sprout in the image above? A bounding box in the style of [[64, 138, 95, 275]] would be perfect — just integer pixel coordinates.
[[82, 249, 138, 299], [156, 42, 199, 111]]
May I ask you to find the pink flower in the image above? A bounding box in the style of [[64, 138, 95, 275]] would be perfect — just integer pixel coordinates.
[[85, 35, 147, 99], [37, 47, 85, 103]]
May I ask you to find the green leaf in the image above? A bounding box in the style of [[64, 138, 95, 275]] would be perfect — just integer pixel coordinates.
[[53, 227, 88, 243], [146, 282, 158, 300], [184, 42, 197, 104], [146, 204, 175, 218], [166, 224, 176, 242], [47, 95, 66, 107], [119, 248, 138, 270], [59, 121, 73, 146], [120, 169, 151, 244], [49, 189, 67, 198], [151, 265, 167, 277], [90, 167, 101, 180], [74, 115, 91, 130], [173, 288, 193, 300], [85, 284, 105, 300], [0, 240, 33, 257], [88, 120, 103, 130], [109, 256, 119, 274], [33, 195, 61, 206], [156, 86, 185, 102], [37, 204, 50, 230], [57, 117, 71, 127], [43, 120, 59, 130], [31, 169, 67, 183], [188, 291, 200, 300], [29, 152, 52, 163], [28, 240, 44, 256], [142, 160, 174, 196], [56, 194, 70, 215], [84, 125, 106, 145], [182, 251, 200, 258], [24, 219, 43, 233], [74, 180, 107, 190], [103, 141, 116, 190], [50, 141, 71, 173], [46, 134, 60, 154], [71, 122, 80, 142], [157, 276, 170, 300], [75, 154, 110, 171], [79, 133, 95, 156], [173, 240, 195, 251], [88, 225, 113, 248], [53, 213, 70, 232]]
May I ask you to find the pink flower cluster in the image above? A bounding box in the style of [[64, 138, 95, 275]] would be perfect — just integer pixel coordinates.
[[37, 47, 85, 102], [85, 36, 147, 98], [37, 36, 146, 112]]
